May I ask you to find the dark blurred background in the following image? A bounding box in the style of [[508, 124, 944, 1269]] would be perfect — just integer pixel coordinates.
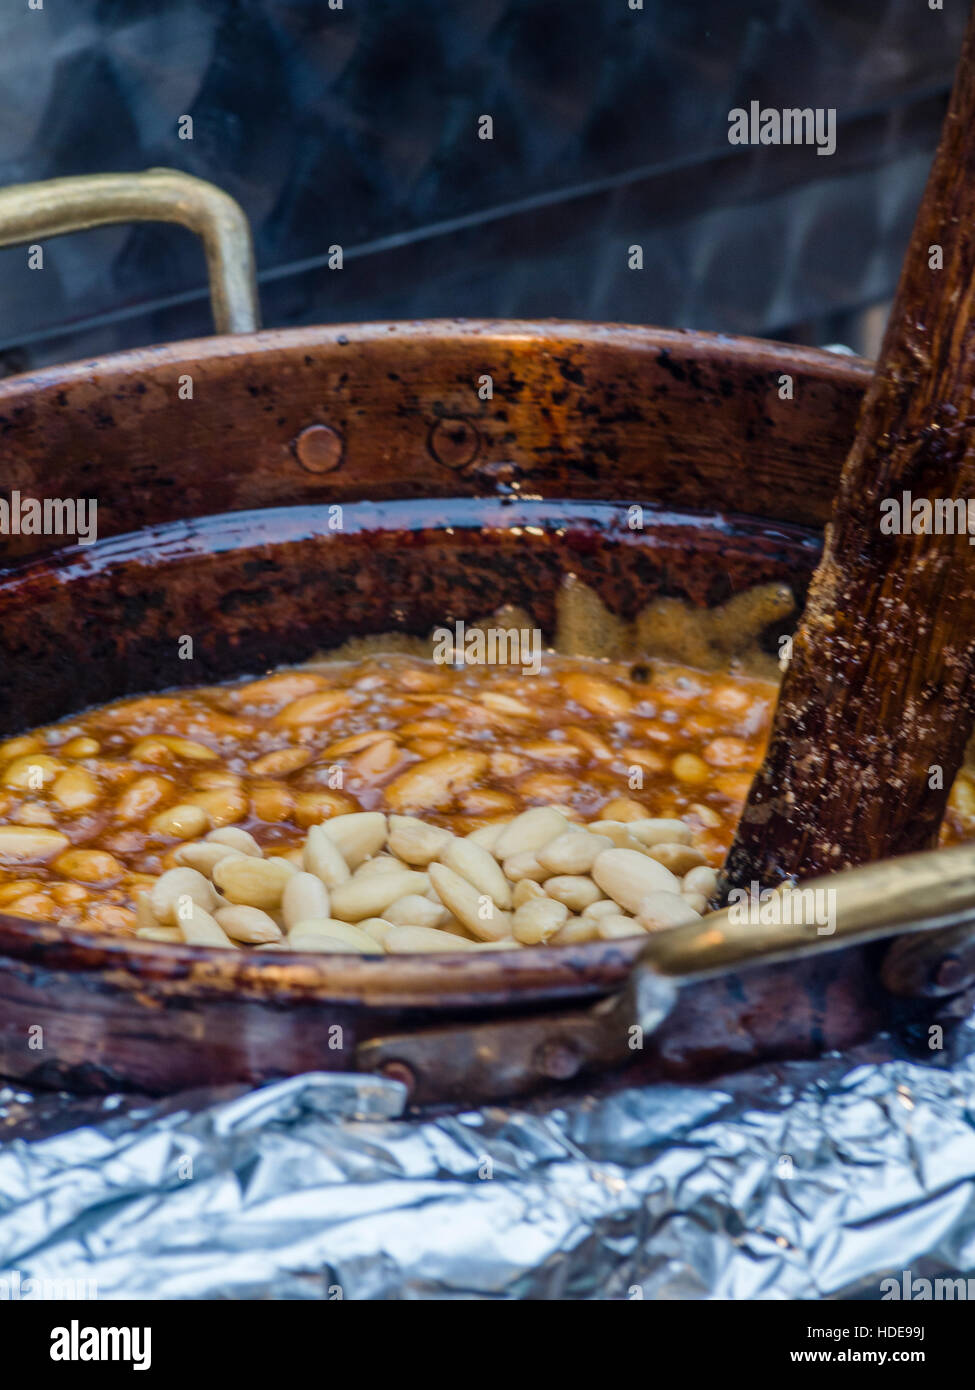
[[0, 0, 966, 375]]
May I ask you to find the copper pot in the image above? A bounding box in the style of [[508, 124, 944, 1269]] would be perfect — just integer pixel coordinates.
[[0, 171, 898, 1105]]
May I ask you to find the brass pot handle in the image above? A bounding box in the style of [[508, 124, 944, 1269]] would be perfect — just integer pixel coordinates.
[[640, 842, 975, 982], [0, 168, 260, 335]]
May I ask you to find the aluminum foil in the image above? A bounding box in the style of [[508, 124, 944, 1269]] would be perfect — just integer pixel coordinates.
[[3, 1023, 975, 1300]]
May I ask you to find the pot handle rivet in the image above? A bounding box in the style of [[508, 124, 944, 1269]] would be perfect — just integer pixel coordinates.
[[293, 423, 344, 473], [534, 1039, 581, 1082], [428, 416, 481, 469]]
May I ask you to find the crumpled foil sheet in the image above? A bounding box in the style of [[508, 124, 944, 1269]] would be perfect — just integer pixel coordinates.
[[3, 1023, 975, 1300]]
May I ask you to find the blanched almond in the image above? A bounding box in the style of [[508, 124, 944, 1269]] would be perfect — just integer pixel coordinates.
[[626, 817, 692, 847], [50, 766, 99, 810], [634, 889, 702, 930], [176, 841, 245, 876], [281, 871, 330, 930], [295, 790, 357, 826], [567, 726, 613, 761], [190, 768, 242, 790], [323, 728, 396, 757], [2, 754, 62, 789], [493, 807, 567, 861], [206, 826, 262, 856], [437, 914, 475, 939], [303, 824, 351, 887], [0, 735, 42, 760], [672, 753, 709, 785], [54, 849, 122, 885], [644, 842, 708, 875], [550, 915, 600, 944], [583, 821, 643, 850], [388, 814, 454, 865], [348, 736, 399, 778], [581, 897, 618, 919], [353, 854, 411, 878], [591, 848, 681, 913], [116, 774, 171, 823], [428, 862, 511, 941], [215, 905, 283, 943], [480, 692, 535, 716], [185, 787, 247, 829], [4, 890, 56, 918], [384, 748, 489, 811], [179, 904, 238, 948], [359, 917, 395, 945], [683, 865, 719, 899], [288, 918, 383, 953], [149, 803, 210, 839], [12, 816, 80, 862], [249, 746, 314, 777], [502, 852, 548, 883], [322, 811, 387, 867], [597, 797, 648, 822], [329, 869, 428, 922], [536, 830, 612, 875], [135, 925, 183, 943], [467, 937, 523, 951], [384, 924, 478, 953], [512, 878, 546, 907], [153, 735, 219, 762], [512, 896, 568, 944], [12, 805, 55, 826], [230, 671, 326, 705], [465, 819, 512, 851], [542, 875, 602, 912], [134, 891, 158, 932], [213, 854, 294, 909], [441, 837, 512, 909], [383, 893, 449, 929], [149, 866, 216, 924], [271, 690, 354, 726], [251, 783, 296, 822], [561, 671, 632, 717], [596, 914, 646, 940]]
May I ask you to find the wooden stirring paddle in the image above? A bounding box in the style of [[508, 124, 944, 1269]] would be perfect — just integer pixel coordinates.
[[723, 1, 975, 894]]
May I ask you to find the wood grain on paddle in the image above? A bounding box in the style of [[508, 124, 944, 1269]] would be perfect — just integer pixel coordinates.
[[724, 2, 975, 891]]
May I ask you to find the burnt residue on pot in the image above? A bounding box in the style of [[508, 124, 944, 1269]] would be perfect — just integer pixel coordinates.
[[0, 498, 816, 731]]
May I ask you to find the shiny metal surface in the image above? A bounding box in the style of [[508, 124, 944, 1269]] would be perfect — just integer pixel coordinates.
[[658, 843, 975, 981]]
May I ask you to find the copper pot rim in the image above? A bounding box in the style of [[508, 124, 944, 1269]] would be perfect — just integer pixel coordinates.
[[0, 317, 873, 399], [0, 907, 647, 1008]]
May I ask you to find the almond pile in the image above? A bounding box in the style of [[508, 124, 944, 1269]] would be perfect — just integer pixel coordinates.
[[134, 808, 718, 953]]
